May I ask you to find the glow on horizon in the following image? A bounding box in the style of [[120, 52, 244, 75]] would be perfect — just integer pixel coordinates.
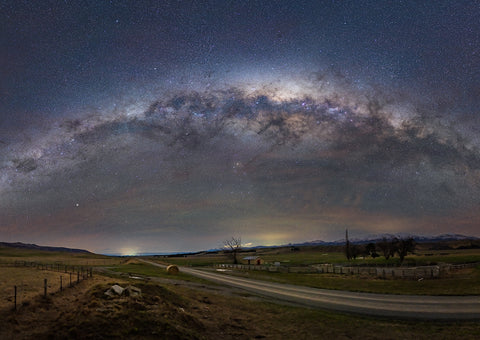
[[119, 247, 139, 256]]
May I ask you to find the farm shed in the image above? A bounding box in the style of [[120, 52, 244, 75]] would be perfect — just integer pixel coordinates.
[[242, 256, 263, 265]]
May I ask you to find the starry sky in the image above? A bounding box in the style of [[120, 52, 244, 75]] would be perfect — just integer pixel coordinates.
[[1, 1, 479, 255]]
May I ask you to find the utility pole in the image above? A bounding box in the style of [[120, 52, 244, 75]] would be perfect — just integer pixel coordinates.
[[345, 229, 351, 260]]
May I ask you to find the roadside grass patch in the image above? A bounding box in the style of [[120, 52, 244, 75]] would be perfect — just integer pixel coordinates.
[[107, 262, 211, 284], [154, 255, 230, 267]]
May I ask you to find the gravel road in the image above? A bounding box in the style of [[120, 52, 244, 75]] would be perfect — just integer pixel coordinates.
[[140, 260, 480, 320]]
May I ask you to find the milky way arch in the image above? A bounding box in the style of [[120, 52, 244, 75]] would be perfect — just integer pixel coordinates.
[[2, 74, 479, 217]]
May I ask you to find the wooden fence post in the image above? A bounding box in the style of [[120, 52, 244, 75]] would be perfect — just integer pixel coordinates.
[[60, 276, 63, 291], [70, 272, 72, 287], [77, 272, 80, 283], [44, 278, 47, 297], [14, 285, 17, 311]]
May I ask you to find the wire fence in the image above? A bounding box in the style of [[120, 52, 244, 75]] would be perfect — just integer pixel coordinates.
[[215, 261, 480, 279], [0, 261, 93, 311]]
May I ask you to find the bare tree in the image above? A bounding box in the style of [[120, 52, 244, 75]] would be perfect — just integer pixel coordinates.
[[223, 237, 242, 264], [376, 236, 414, 263], [364, 242, 379, 258], [377, 237, 398, 260], [388, 237, 399, 259], [376, 237, 390, 259], [350, 244, 362, 260], [396, 237, 415, 264]]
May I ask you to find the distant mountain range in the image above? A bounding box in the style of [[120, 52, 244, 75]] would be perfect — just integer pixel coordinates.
[[285, 233, 480, 247], [2, 233, 478, 256], [223, 233, 479, 252], [190, 233, 479, 255], [0, 241, 91, 254]]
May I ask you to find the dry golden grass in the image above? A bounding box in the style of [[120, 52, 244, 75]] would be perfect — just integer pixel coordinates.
[[0, 255, 122, 267], [0, 247, 123, 311], [0, 267, 70, 310], [0, 246, 123, 267], [124, 258, 142, 265]]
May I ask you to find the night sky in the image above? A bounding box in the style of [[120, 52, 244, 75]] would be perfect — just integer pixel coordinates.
[[1, 1, 479, 255]]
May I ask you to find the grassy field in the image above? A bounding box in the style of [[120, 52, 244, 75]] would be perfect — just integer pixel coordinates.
[[0, 246, 479, 338], [0, 247, 118, 311], [213, 266, 480, 295], [153, 245, 480, 296], [161, 246, 480, 268], [114, 258, 480, 296], [1, 276, 479, 339], [0, 246, 123, 267], [105, 259, 213, 285], [0, 267, 66, 310]]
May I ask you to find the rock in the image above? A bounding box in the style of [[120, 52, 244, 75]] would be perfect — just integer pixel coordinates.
[[111, 284, 125, 295], [104, 284, 125, 297], [124, 285, 142, 297]]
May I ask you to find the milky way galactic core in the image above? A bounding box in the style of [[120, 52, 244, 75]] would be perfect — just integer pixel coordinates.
[[1, 1, 479, 253]]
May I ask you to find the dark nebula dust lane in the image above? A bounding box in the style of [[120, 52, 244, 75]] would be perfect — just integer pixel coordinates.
[[0, 1, 479, 254]]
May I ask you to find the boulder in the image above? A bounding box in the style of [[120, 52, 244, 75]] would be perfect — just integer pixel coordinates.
[[124, 285, 142, 297], [104, 284, 125, 297], [111, 284, 125, 295]]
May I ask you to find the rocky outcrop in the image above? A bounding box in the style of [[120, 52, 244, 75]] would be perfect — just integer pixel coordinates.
[[104, 284, 141, 298]]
